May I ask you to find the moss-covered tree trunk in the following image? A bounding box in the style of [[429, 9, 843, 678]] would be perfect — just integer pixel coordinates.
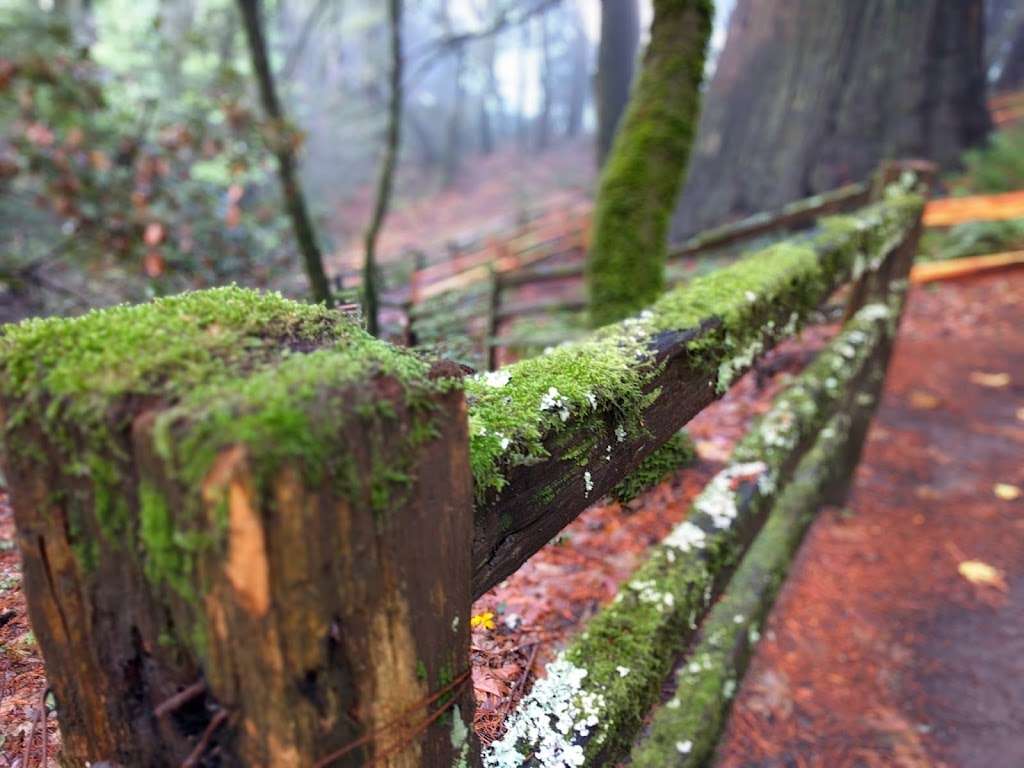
[[586, 0, 713, 327], [0, 289, 476, 767], [671, 0, 991, 238]]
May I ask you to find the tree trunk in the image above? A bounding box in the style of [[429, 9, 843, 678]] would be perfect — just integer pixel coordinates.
[[996, 10, 1024, 92], [0, 290, 476, 766], [671, 0, 991, 238], [516, 22, 531, 151], [363, 0, 403, 337], [595, 0, 640, 167], [535, 12, 553, 151], [237, 0, 334, 307], [587, 0, 713, 327], [565, 6, 590, 140]]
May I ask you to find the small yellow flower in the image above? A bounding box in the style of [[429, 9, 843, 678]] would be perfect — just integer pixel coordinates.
[[470, 611, 496, 631]]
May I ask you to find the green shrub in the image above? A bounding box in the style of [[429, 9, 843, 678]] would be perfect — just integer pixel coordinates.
[[956, 126, 1024, 194], [918, 217, 1024, 262]]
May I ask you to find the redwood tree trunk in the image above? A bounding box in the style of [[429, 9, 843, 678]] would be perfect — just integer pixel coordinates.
[[671, 0, 991, 238]]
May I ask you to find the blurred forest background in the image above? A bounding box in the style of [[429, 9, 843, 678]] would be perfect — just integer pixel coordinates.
[[0, 0, 1021, 325]]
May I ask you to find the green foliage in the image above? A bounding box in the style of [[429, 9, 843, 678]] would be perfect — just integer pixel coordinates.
[[587, 0, 714, 327], [918, 217, 1024, 262], [612, 430, 696, 503], [0, 6, 297, 301], [956, 125, 1024, 194]]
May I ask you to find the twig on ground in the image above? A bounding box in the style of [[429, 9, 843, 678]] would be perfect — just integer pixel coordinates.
[[154, 680, 206, 718]]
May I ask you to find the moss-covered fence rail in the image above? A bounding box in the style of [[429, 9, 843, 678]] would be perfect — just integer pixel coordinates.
[[372, 172, 875, 368], [0, 184, 922, 766]]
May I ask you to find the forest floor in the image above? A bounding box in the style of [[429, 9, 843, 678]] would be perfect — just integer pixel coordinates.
[[0, 270, 1020, 766]]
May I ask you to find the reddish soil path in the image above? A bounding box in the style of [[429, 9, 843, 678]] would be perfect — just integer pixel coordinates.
[[715, 270, 1024, 768]]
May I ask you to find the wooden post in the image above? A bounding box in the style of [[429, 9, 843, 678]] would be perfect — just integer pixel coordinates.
[[0, 288, 477, 767]]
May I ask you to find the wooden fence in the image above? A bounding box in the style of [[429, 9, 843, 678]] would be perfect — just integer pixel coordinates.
[[0, 169, 927, 767], [364, 175, 876, 370]]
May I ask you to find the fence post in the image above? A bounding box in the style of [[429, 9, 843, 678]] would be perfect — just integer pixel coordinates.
[[0, 288, 477, 767]]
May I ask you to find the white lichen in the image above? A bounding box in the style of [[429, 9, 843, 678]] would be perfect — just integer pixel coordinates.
[[540, 386, 571, 422], [663, 520, 707, 552], [483, 656, 605, 768], [481, 370, 512, 388], [676, 739, 693, 754]]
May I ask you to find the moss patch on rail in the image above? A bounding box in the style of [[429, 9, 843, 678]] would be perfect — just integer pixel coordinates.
[[612, 430, 696, 504], [466, 193, 922, 504], [480, 301, 899, 768]]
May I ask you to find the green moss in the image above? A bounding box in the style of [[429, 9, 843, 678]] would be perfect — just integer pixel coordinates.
[[467, 193, 923, 503], [0, 286, 461, 658], [612, 431, 696, 503], [587, 0, 714, 327]]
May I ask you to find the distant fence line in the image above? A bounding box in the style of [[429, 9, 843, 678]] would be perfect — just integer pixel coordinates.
[[336, 176, 881, 370]]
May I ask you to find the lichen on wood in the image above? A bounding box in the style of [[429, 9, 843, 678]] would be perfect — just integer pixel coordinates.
[[469, 195, 920, 505]]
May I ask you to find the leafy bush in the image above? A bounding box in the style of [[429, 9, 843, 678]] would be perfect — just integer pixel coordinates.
[[955, 125, 1024, 194], [0, 7, 299, 304], [919, 217, 1024, 262]]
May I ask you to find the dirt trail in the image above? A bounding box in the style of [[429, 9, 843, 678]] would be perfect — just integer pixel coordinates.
[[715, 270, 1024, 768]]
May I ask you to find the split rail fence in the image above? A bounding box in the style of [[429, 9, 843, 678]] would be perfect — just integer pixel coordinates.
[[0, 164, 927, 767], [347, 176, 879, 369]]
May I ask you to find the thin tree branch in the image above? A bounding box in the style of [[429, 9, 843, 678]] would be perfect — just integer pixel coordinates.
[[362, 0, 403, 337], [405, 0, 561, 86], [281, 0, 334, 80], [237, 0, 334, 307]]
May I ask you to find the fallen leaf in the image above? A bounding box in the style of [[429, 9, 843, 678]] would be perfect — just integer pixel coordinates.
[[472, 667, 507, 698], [994, 483, 1021, 501], [969, 371, 1011, 388], [958, 560, 1008, 591], [908, 390, 941, 410], [695, 439, 730, 462], [1017, 407, 1024, 423]]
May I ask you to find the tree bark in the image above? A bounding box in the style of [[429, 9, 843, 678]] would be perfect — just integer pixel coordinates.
[[363, 0, 403, 337], [536, 11, 553, 151], [595, 0, 640, 167], [565, 6, 589, 140], [671, 0, 991, 238], [237, 0, 334, 307], [587, 0, 713, 327]]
